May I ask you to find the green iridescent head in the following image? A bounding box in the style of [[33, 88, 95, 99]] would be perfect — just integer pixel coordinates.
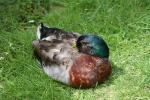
[[76, 35, 109, 58]]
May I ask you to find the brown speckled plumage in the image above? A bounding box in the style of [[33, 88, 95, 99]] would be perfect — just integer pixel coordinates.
[[33, 23, 112, 88]]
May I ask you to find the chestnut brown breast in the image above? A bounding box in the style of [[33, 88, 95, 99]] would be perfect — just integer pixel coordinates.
[[69, 54, 111, 88]]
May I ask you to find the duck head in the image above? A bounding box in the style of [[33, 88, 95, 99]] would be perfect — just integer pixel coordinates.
[[76, 35, 109, 58]]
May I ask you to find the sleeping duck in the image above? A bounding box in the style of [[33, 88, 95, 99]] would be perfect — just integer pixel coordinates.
[[32, 23, 112, 88]]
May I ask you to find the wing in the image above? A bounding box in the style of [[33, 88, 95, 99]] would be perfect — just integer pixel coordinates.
[[37, 23, 79, 41], [32, 39, 78, 66]]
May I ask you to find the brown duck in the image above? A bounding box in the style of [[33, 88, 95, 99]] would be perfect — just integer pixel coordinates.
[[32, 23, 112, 88]]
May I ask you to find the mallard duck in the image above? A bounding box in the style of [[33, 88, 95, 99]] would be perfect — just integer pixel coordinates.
[[32, 23, 111, 88]]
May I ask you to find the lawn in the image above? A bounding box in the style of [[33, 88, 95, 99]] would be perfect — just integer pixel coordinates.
[[0, 0, 150, 100]]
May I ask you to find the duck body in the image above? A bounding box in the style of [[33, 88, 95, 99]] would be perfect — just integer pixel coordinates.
[[33, 23, 112, 88]]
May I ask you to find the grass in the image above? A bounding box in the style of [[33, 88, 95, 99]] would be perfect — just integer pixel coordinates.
[[0, 0, 150, 99]]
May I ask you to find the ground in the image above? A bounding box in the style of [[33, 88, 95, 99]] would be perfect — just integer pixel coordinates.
[[0, 0, 150, 100]]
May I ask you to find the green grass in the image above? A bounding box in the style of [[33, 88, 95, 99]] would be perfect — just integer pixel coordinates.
[[0, 0, 150, 100]]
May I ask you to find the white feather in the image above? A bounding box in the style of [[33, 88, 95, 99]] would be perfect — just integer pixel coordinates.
[[43, 63, 72, 84], [37, 25, 41, 39]]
